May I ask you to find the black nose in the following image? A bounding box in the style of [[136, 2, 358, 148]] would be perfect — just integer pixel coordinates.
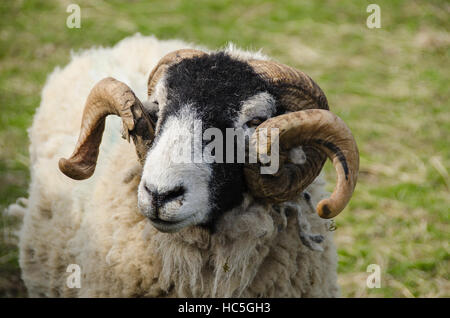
[[144, 184, 185, 209]]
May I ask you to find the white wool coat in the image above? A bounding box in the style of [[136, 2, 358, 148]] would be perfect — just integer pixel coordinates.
[[16, 34, 339, 297]]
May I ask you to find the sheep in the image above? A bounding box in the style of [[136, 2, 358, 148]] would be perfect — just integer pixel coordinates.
[[14, 33, 359, 297]]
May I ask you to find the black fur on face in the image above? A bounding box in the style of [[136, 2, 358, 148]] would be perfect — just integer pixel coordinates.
[[157, 52, 272, 230]]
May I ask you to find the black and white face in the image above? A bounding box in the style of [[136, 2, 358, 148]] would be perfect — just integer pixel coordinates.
[[137, 53, 280, 232]]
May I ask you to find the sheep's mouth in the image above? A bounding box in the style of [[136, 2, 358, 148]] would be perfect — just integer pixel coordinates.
[[149, 217, 180, 226], [148, 216, 192, 233]]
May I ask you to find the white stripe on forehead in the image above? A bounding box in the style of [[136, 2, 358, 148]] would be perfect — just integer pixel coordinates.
[[234, 92, 276, 128]]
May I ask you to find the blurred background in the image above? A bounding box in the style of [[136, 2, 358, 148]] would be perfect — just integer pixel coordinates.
[[0, 0, 448, 297]]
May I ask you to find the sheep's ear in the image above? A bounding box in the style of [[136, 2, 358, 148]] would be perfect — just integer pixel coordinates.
[[123, 100, 158, 166], [143, 100, 159, 125], [129, 101, 157, 166], [122, 100, 158, 142]]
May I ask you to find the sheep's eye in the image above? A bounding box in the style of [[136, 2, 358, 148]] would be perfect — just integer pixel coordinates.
[[245, 117, 264, 128]]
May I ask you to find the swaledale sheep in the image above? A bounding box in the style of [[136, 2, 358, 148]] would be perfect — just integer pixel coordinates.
[[12, 34, 359, 297]]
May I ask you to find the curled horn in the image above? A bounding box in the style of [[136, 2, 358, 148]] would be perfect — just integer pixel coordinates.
[[60, 49, 207, 180], [245, 110, 359, 219], [59, 77, 155, 180], [245, 60, 359, 218]]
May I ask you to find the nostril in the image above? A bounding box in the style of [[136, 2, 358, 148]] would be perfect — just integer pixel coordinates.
[[159, 186, 185, 203], [143, 183, 185, 207]]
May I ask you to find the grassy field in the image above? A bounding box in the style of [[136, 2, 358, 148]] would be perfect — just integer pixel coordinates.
[[0, 0, 448, 297]]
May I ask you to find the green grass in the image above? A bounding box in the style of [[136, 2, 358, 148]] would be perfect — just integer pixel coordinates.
[[0, 0, 449, 297]]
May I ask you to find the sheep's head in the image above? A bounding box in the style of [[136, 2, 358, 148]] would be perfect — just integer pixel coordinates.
[[59, 49, 359, 233]]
